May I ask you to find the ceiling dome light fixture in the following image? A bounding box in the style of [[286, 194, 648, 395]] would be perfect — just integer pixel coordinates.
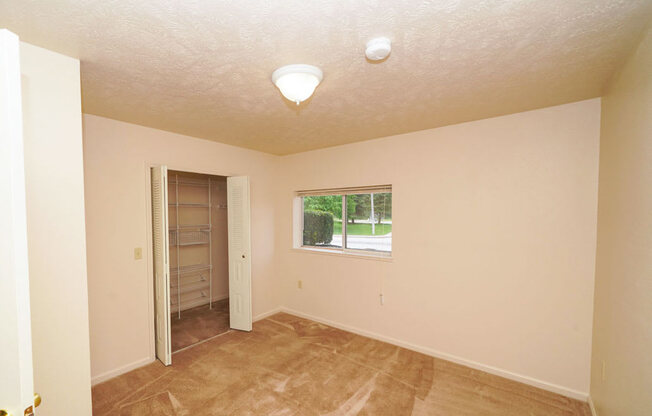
[[272, 64, 323, 105], [365, 37, 392, 61]]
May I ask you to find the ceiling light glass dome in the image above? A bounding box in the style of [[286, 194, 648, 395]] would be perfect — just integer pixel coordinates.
[[272, 64, 323, 105]]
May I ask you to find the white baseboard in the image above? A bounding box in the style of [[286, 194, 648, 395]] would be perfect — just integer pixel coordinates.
[[92, 306, 281, 386], [588, 396, 598, 416], [91, 356, 155, 386], [253, 306, 284, 322], [277, 307, 589, 402], [92, 306, 589, 404]]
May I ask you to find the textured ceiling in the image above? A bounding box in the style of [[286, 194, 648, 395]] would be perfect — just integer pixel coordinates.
[[1, 1, 651, 155]]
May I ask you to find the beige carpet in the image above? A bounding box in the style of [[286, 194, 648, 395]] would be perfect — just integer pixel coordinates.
[[171, 298, 230, 352], [92, 312, 591, 415]]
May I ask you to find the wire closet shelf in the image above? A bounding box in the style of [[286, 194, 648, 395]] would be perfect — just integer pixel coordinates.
[[169, 229, 210, 246], [169, 174, 214, 318]]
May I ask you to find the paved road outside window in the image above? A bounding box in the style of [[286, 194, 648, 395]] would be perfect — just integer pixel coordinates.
[[331, 233, 391, 252]]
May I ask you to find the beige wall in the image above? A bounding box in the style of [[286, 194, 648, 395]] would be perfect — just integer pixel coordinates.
[[84, 98, 602, 397], [21, 42, 93, 415], [591, 25, 652, 416], [275, 99, 601, 398], [83, 114, 279, 383]]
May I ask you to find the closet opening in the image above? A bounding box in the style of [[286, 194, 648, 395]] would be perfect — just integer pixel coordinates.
[[168, 170, 229, 353], [150, 166, 252, 366]]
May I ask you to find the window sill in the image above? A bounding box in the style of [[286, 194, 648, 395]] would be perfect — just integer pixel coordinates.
[[292, 246, 393, 262]]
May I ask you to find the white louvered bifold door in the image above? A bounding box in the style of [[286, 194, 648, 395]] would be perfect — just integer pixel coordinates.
[[151, 165, 172, 365], [227, 176, 252, 331]]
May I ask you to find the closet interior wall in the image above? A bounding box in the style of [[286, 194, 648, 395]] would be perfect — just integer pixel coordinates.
[[168, 170, 228, 315]]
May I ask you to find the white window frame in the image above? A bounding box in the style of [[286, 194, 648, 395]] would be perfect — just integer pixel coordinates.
[[293, 185, 392, 260]]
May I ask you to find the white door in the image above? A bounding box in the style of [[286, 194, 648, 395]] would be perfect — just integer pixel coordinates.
[[151, 165, 172, 365], [0, 29, 37, 416], [227, 176, 252, 331]]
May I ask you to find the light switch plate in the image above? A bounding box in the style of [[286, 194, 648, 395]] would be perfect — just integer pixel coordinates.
[[134, 247, 143, 260]]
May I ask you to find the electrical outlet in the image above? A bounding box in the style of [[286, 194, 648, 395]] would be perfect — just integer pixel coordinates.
[[134, 247, 143, 260], [298, 280, 303, 289]]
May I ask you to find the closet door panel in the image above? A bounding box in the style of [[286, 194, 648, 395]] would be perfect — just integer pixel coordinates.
[[227, 176, 252, 331], [151, 165, 172, 365]]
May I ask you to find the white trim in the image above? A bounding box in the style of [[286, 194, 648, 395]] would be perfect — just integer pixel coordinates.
[[588, 396, 598, 416], [253, 307, 284, 322], [296, 184, 392, 197], [293, 247, 393, 262], [91, 357, 155, 386], [90, 305, 592, 405], [278, 307, 589, 401]]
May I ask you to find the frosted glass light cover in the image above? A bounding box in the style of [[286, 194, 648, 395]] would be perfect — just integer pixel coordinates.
[[272, 64, 323, 105]]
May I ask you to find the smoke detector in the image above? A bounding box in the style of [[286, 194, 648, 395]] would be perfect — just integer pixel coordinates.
[[365, 37, 391, 61]]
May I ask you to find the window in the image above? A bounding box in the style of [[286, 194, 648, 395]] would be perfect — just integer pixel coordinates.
[[298, 185, 392, 255], [303, 194, 343, 248], [344, 192, 392, 252]]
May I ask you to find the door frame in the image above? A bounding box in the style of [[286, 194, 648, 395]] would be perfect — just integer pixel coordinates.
[[143, 162, 253, 361]]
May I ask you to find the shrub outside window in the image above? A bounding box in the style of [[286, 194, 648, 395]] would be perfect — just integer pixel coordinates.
[[303, 195, 343, 248], [300, 186, 392, 255]]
